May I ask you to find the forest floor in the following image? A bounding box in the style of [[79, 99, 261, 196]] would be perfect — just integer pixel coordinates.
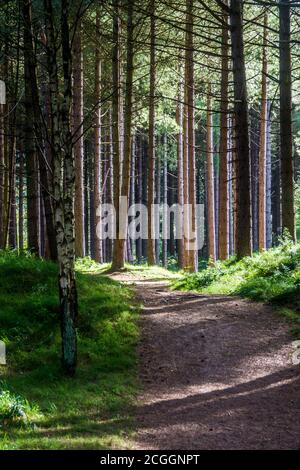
[[111, 271, 300, 450]]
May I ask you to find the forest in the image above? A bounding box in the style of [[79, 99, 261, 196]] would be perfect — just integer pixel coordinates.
[[0, 0, 300, 453]]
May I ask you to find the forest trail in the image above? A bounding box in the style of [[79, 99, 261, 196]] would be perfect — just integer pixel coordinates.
[[110, 273, 300, 450], [110, 272, 300, 449]]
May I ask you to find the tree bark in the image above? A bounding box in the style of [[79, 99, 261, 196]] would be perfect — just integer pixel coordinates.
[[230, 0, 252, 258], [206, 85, 216, 263], [162, 134, 168, 267], [0, 101, 4, 248], [44, 0, 78, 375], [19, 150, 24, 251], [147, 0, 157, 265], [23, 0, 40, 255], [23, 0, 57, 260], [111, 0, 122, 269], [218, 8, 229, 260], [258, 13, 268, 250], [73, 17, 85, 257], [251, 109, 259, 252], [94, 11, 103, 263], [184, 0, 197, 272], [176, 57, 184, 268], [112, 0, 134, 270], [279, 0, 295, 240]]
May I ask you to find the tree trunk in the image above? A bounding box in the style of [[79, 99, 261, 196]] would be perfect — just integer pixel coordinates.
[[258, 13, 268, 250], [184, 0, 197, 272], [230, 0, 252, 258], [176, 57, 184, 268], [147, 0, 156, 265], [162, 134, 168, 267], [84, 144, 90, 256], [206, 85, 216, 263], [218, 8, 229, 260], [279, 0, 295, 240], [142, 137, 148, 259], [111, 0, 122, 269], [44, 0, 78, 375], [73, 18, 85, 257], [129, 136, 136, 261], [251, 109, 259, 252], [266, 100, 272, 248], [18, 151, 24, 251], [23, 0, 40, 255], [155, 140, 161, 262], [0, 101, 4, 248], [94, 11, 103, 263], [24, 0, 57, 260], [8, 163, 17, 249], [136, 133, 143, 262], [112, 0, 134, 270]]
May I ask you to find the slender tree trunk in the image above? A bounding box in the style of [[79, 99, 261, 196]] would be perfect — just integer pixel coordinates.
[[22, 0, 40, 254], [184, 0, 197, 272], [206, 86, 216, 263], [155, 141, 161, 262], [218, 8, 229, 260], [183, 50, 189, 268], [272, 141, 282, 241], [162, 134, 168, 267], [44, 0, 78, 375], [230, 0, 252, 258], [111, 0, 121, 268], [73, 17, 85, 257], [147, 0, 157, 265], [5, 102, 17, 251], [279, 0, 295, 240], [129, 136, 136, 261], [266, 100, 272, 248], [176, 57, 184, 268], [136, 133, 143, 262], [108, 106, 114, 261], [84, 145, 90, 256], [8, 160, 17, 249], [23, 0, 57, 260], [251, 109, 259, 252], [0, 101, 4, 248], [94, 11, 103, 263], [2, 52, 9, 249], [112, 0, 134, 270], [169, 172, 176, 256], [258, 13, 268, 250], [142, 137, 148, 259], [19, 151, 24, 251], [228, 120, 234, 255]]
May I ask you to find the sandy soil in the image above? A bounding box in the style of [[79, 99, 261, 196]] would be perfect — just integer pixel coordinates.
[[112, 273, 300, 450]]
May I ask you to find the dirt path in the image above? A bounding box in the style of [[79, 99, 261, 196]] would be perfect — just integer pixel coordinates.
[[110, 271, 300, 449], [129, 279, 300, 450]]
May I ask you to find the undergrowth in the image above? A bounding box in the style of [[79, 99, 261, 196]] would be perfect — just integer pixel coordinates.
[[173, 239, 300, 333], [0, 251, 139, 449]]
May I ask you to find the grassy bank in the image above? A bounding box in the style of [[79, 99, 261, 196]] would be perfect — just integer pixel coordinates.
[[0, 252, 139, 449], [174, 240, 300, 336]]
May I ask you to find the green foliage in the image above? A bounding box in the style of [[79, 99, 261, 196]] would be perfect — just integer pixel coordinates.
[[0, 252, 139, 449], [173, 239, 300, 305], [0, 387, 40, 427]]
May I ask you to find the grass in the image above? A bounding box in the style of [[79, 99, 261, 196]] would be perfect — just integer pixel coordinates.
[[0, 252, 139, 450], [75, 256, 182, 282], [173, 239, 300, 335], [111, 263, 182, 281]]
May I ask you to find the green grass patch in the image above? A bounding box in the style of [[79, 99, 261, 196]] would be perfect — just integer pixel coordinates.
[[173, 239, 300, 334], [75, 257, 182, 281], [0, 251, 139, 449]]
